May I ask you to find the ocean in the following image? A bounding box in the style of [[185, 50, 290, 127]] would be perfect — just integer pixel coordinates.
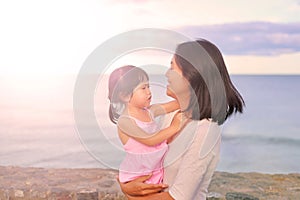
[[0, 75, 299, 174]]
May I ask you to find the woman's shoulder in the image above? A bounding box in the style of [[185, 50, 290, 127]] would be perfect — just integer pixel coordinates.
[[180, 119, 220, 147], [194, 118, 221, 137], [195, 118, 220, 131]]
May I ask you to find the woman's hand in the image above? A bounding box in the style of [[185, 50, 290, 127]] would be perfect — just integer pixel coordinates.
[[117, 174, 168, 196]]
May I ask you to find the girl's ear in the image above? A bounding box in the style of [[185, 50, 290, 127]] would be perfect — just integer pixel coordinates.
[[119, 92, 131, 103]]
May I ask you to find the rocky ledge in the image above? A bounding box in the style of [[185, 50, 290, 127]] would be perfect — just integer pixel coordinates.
[[0, 166, 299, 200]]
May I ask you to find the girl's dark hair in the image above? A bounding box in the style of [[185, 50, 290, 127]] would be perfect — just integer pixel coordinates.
[[175, 39, 244, 125], [108, 65, 149, 124]]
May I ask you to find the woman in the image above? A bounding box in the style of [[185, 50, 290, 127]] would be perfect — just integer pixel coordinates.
[[118, 39, 245, 200]]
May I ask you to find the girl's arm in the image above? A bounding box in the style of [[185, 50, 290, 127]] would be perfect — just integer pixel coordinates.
[[118, 111, 186, 146], [149, 100, 179, 117]]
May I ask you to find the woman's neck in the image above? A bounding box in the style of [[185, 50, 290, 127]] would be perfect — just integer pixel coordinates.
[[177, 91, 190, 112], [175, 91, 192, 119]]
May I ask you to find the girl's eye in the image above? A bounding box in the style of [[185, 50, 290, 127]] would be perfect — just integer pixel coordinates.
[[142, 85, 150, 89]]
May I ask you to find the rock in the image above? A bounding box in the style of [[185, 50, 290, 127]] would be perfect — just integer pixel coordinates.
[[14, 190, 24, 198], [207, 191, 224, 199], [98, 180, 114, 188], [225, 192, 259, 200], [0, 189, 9, 200], [1, 166, 300, 199], [77, 189, 98, 200]]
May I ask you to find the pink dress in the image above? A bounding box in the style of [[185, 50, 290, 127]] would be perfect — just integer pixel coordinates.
[[118, 114, 168, 184]]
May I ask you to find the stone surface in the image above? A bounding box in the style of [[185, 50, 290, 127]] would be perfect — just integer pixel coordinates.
[[209, 172, 300, 200], [225, 192, 259, 200], [0, 166, 299, 200]]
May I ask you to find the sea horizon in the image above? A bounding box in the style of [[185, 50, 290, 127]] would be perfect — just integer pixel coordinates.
[[1, 74, 299, 174]]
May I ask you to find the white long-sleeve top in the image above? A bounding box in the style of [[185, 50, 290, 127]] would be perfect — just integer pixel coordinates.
[[162, 112, 221, 200]]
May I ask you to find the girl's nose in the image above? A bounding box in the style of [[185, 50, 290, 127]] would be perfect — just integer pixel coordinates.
[[147, 88, 151, 95]]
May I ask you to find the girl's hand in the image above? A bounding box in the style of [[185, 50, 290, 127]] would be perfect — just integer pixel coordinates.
[[170, 111, 188, 132], [117, 174, 168, 196]]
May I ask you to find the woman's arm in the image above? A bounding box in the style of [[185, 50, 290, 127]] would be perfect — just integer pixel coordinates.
[[118, 111, 186, 146], [117, 174, 168, 196], [118, 175, 174, 200], [126, 192, 174, 200], [149, 100, 179, 117]]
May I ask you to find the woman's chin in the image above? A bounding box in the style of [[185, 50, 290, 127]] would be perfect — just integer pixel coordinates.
[[166, 87, 176, 98]]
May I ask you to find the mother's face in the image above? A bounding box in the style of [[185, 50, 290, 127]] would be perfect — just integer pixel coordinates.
[[165, 56, 190, 99]]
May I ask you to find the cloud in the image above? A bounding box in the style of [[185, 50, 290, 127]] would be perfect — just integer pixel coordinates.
[[111, 0, 151, 3], [178, 22, 300, 56]]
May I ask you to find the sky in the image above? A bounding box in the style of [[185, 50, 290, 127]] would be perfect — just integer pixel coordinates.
[[0, 0, 300, 76], [1, 0, 300, 170]]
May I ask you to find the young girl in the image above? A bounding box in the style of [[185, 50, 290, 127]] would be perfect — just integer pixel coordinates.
[[108, 65, 185, 184]]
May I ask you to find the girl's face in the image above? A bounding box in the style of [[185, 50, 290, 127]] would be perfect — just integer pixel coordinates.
[[165, 56, 190, 98], [128, 82, 152, 108]]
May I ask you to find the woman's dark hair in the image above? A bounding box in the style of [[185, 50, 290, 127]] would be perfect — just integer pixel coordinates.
[[108, 65, 149, 124], [175, 39, 244, 125]]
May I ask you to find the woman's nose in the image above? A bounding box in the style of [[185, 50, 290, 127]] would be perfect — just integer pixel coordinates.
[[165, 69, 171, 78]]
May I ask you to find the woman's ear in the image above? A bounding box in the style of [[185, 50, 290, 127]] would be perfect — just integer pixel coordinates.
[[119, 92, 131, 103]]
